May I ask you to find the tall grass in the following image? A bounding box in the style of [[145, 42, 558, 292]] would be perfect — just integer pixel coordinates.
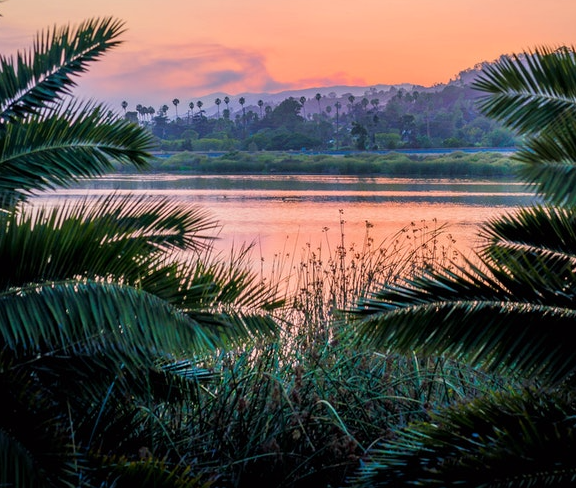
[[163, 216, 510, 487]]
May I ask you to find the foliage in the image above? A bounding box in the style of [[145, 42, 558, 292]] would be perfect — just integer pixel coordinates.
[[347, 45, 576, 486], [0, 16, 280, 487], [151, 150, 521, 177], [129, 63, 518, 151]]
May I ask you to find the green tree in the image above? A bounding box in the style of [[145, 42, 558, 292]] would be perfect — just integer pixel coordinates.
[[349, 45, 576, 486], [188, 100, 194, 121], [334, 101, 341, 149], [0, 16, 280, 487], [299, 95, 306, 119], [172, 97, 180, 119], [215, 97, 221, 118]]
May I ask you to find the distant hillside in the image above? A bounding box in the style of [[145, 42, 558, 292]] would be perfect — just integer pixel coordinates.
[[186, 56, 505, 118], [196, 83, 441, 117]]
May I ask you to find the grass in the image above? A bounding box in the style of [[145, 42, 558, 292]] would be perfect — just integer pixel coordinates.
[[129, 150, 522, 177], [160, 215, 512, 487]]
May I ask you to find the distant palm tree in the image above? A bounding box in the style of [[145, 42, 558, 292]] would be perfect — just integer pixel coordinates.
[[238, 97, 246, 136], [258, 99, 264, 118], [196, 100, 204, 118], [121, 100, 128, 114], [224, 95, 230, 112], [361, 97, 369, 111], [299, 96, 306, 119], [188, 101, 194, 122], [335, 101, 341, 149], [215, 97, 221, 118], [370, 98, 380, 112], [315, 93, 322, 114], [172, 98, 180, 119], [348, 94, 355, 112]]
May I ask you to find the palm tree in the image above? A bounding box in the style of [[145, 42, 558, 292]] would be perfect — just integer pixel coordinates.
[[224, 95, 230, 112], [196, 100, 203, 117], [172, 97, 180, 119], [334, 101, 341, 150], [215, 97, 221, 118], [239, 96, 246, 135], [0, 16, 280, 487], [315, 92, 322, 114], [258, 99, 264, 119], [348, 94, 355, 112], [135, 103, 143, 123], [299, 96, 306, 119], [121, 100, 128, 114], [188, 100, 195, 122], [348, 45, 576, 486]]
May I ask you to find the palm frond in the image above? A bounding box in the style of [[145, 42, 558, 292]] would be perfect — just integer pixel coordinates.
[[349, 389, 576, 487], [354, 296, 576, 384], [0, 17, 125, 122], [0, 100, 153, 205], [473, 46, 576, 136], [0, 194, 218, 288], [474, 46, 576, 205], [0, 280, 218, 362]]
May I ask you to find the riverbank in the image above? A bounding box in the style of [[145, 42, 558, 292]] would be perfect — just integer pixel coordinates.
[[118, 149, 522, 178]]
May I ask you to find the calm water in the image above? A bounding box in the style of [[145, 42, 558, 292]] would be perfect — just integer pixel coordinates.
[[37, 174, 537, 263]]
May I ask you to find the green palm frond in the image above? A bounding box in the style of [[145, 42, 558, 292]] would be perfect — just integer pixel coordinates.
[[474, 46, 576, 205], [0, 100, 153, 205], [0, 196, 282, 342], [0, 194, 218, 287], [0, 17, 125, 122], [354, 295, 576, 384], [473, 46, 576, 136], [0, 280, 218, 362], [349, 389, 576, 487]]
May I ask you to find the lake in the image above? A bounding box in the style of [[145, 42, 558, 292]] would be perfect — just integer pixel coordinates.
[[36, 173, 537, 270]]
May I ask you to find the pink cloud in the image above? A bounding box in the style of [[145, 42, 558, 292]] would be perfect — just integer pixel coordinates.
[[75, 41, 370, 110]]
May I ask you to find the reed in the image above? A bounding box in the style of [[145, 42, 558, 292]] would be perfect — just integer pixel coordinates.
[[164, 216, 510, 487]]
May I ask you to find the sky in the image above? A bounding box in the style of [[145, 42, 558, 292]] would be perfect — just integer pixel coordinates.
[[1, 0, 576, 112]]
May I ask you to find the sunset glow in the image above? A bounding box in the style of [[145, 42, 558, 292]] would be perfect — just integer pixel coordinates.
[[2, 0, 575, 110]]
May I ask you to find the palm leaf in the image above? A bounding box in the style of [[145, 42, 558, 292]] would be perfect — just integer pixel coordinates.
[[473, 46, 576, 137], [349, 389, 576, 487], [474, 46, 576, 205], [0, 194, 218, 286], [0, 17, 125, 122], [0, 280, 218, 361], [0, 100, 153, 205]]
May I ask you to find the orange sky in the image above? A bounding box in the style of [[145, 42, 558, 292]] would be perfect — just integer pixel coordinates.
[[2, 0, 576, 111]]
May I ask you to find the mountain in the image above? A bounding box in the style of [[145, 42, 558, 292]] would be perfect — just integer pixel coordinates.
[[196, 83, 438, 117]]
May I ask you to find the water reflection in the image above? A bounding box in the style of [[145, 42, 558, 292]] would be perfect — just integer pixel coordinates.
[[37, 174, 538, 264]]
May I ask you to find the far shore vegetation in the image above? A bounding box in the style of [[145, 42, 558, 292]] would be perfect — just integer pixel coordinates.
[[119, 149, 522, 177]]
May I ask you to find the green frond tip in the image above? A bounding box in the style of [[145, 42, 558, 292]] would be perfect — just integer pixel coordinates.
[[0, 17, 126, 122], [349, 389, 576, 487], [354, 298, 576, 384], [0, 280, 220, 361], [0, 100, 154, 204]]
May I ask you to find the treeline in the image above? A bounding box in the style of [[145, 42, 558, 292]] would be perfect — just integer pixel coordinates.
[[125, 72, 518, 152], [135, 150, 521, 177]]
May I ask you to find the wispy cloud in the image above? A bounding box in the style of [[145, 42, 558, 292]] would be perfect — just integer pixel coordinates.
[[77, 41, 370, 108], [78, 42, 294, 105]]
